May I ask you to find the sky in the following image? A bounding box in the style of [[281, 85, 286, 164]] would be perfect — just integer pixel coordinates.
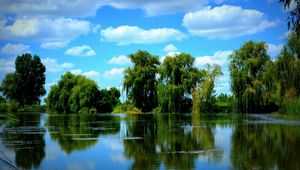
[[0, 0, 290, 102]]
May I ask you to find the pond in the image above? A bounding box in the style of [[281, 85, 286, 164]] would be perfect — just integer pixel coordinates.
[[1, 113, 300, 170]]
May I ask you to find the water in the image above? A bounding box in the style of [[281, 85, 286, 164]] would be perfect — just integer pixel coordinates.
[[0, 113, 300, 170]]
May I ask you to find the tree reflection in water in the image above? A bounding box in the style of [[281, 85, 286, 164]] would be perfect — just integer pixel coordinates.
[[0, 113, 45, 170], [46, 114, 120, 154], [122, 113, 221, 170], [231, 123, 300, 170]]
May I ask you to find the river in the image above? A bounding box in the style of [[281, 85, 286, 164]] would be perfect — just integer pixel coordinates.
[[0, 113, 300, 170]]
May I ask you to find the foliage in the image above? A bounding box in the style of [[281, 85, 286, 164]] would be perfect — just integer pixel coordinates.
[[1, 53, 46, 106], [112, 102, 142, 114], [192, 64, 223, 114], [123, 50, 160, 112], [276, 32, 300, 114], [98, 87, 121, 113], [46, 72, 120, 114], [279, 0, 300, 32], [229, 41, 272, 113], [158, 53, 203, 113]]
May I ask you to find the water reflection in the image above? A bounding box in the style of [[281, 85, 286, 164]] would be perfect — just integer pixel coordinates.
[[0, 113, 300, 170], [0, 113, 45, 169], [231, 123, 300, 170], [46, 114, 120, 154], [123, 113, 221, 170]]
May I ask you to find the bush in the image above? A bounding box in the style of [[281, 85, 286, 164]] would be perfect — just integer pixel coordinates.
[[112, 103, 142, 114], [283, 97, 300, 115], [7, 100, 20, 112]]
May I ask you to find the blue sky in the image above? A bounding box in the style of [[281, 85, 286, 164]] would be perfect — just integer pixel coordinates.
[[0, 0, 289, 101]]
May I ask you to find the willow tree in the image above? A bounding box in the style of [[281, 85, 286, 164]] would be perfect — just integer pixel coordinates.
[[279, 0, 300, 32], [158, 53, 202, 113], [45, 72, 120, 114], [192, 64, 222, 114], [276, 31, 300, 113], [123, 50, 160, 112], [229, 41, 270, 113]]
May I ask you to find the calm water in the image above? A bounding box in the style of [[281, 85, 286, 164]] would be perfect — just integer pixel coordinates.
[[1, 113, 300, 170]]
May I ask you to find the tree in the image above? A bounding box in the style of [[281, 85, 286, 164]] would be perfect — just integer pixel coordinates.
[[192, 64, 223, 113], [1, 53, 46, 106], [158, 53, 202, 113], [275, 31, 300, 113], [98, 87, 121, 113], [47, 72, 93, 113], [279, 0, 300, 32], [123, 50, 160, 112], [229, 41, 271, 113]]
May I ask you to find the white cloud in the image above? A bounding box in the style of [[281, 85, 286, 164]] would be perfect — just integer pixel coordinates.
[[0, 0, 103, 18], [108, 55, 131, 65], [70, 69, 83, 75], [107, 0, 208, 16], [0, 0, 208, 17], [0, 58, 15, 73], [0, 17, 90, 48], [82, 70, 100, 79], [101, 25, 187, 45], [70, 69, 100, 80], [40, 41, 69, 49], [42, 57, 74, 73], [163, 44, 177, 53], [183, 5, 278, 39], [103, 68, 125, 79], [65, 45, 96, 57], [195, 50, 232, 67], [92, 24, 101, 34], [1, 43, 30, 55], [267, 43, 283, 59]]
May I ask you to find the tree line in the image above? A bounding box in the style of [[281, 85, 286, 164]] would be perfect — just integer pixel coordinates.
[[0, 33, 299, 114]]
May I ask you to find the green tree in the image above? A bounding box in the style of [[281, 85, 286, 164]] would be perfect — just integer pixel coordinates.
[[1, 53, 46, 106], [276, 31, 300, 113], [192, 64, 223, 113], [98, 87, 121, 113], [46, 72, 100, 113], [229, 41, 271, 113], [158, 53, 202, 113], [123, 50, 160, 112]]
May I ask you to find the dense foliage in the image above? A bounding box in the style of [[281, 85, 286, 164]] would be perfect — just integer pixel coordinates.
[[229, 32, 300, 114], [123, 50, 160, 112], [158, 53, 202, 113], [46, 72, 120, 114], [229, 41, 271, 113], [1, 53, 46, 106]]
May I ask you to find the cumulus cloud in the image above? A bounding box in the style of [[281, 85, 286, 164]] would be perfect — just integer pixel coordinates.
[[183, 5, 278, 39], [92, 24, 101, 34], [267, 43, 283, 59], [70, 69, 100, 80], [101, 25, 187, 45], [163, 44, 177, 53], [1, 43, 30, 55], [103, 68, 125, 78], [195, 50, 232, 67], [0, 58, 15, 73], [65, 45, 96, 57], [108, 55, 131, 65], [0, 17, 90, 48], [0, 0, 208, 17], [42, 57, 74, 73]]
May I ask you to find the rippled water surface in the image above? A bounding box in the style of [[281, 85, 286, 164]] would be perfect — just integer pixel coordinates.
[[1, 113, 300, 170]]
